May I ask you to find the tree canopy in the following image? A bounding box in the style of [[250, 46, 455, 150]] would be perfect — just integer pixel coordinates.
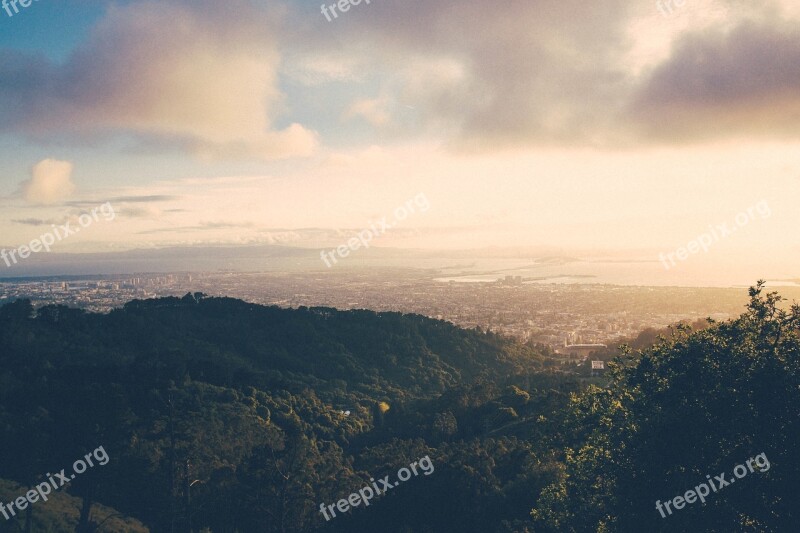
[[533, 281, 800, 532]]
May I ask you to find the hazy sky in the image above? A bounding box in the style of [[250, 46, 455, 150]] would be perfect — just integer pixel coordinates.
[[1, 0, 799, 274]]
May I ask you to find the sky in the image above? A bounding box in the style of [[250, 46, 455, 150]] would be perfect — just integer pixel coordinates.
[[1, 0, 799, 280]]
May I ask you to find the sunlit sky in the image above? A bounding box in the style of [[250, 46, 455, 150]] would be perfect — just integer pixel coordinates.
[[1, 0, 799, 277]]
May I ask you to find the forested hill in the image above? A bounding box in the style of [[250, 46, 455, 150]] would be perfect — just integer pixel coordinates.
[[2, 293, 542, 402], [0, 294, 559, 532], [2, 287, 796, 532]]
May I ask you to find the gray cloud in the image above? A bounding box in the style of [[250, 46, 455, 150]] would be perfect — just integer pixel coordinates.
[[0, 0, 316, 160], [293, 0, 635, 148], [137, 221, 256, 234], [290, 0, 799, 147], [12, 218, 60, 226], [2, 0, 798, 152], [629, 20, 800, 141], [109, 195, 179, 203], [65, 195, 179, 208]]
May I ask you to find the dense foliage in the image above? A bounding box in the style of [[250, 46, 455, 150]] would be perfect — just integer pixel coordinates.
[[1, 283, 796, 532], [532, 282, 800, 532], [0, 295, 576, 532]]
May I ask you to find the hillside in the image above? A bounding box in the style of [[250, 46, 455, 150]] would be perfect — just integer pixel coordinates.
[[0, 295, 569, 532], [1, 286, 797, 532], [0, 479, 148, 532]]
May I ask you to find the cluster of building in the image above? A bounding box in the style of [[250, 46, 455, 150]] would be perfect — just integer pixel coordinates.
[[0, 270, 751, 353], [0, 275, 190, 312]]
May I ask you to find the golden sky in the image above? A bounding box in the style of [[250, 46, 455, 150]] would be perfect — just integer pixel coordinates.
[[0, 0, 798, 278]]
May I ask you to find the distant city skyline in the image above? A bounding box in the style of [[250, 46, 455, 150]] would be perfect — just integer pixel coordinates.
[[1, 270, 772, 350]]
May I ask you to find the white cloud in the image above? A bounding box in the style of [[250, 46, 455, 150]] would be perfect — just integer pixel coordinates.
[[22, 159, 75, 205], [343, 97, 391, 126], [283, 54, 364, 86]]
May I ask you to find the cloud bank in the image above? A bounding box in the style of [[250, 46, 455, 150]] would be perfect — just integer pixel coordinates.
[[1, 0, 799, 153], [0, 0, 317, 160]]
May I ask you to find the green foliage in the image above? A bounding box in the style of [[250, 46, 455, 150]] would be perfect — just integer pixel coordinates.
[[0, 479, 148, 532], [8, 285, 794, 532], [0, 295, 571, 532], [533, 282, 800, 532]]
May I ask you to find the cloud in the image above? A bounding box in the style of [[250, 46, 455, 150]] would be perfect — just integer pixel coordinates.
[[629, 20, 800, 141], [107, 195, 179, 203], [0, 0, 317, 160], [343, 98, 391, 126], [283, 54, 364, 86], [21, 159, 75, 205], [12, 218, 60, 226], [65, 195, 179, 208], [285, 0, 800, 148], [191, 124, 318, 161], [2, 0, 799, 154], [293, 0, 636, 149]]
